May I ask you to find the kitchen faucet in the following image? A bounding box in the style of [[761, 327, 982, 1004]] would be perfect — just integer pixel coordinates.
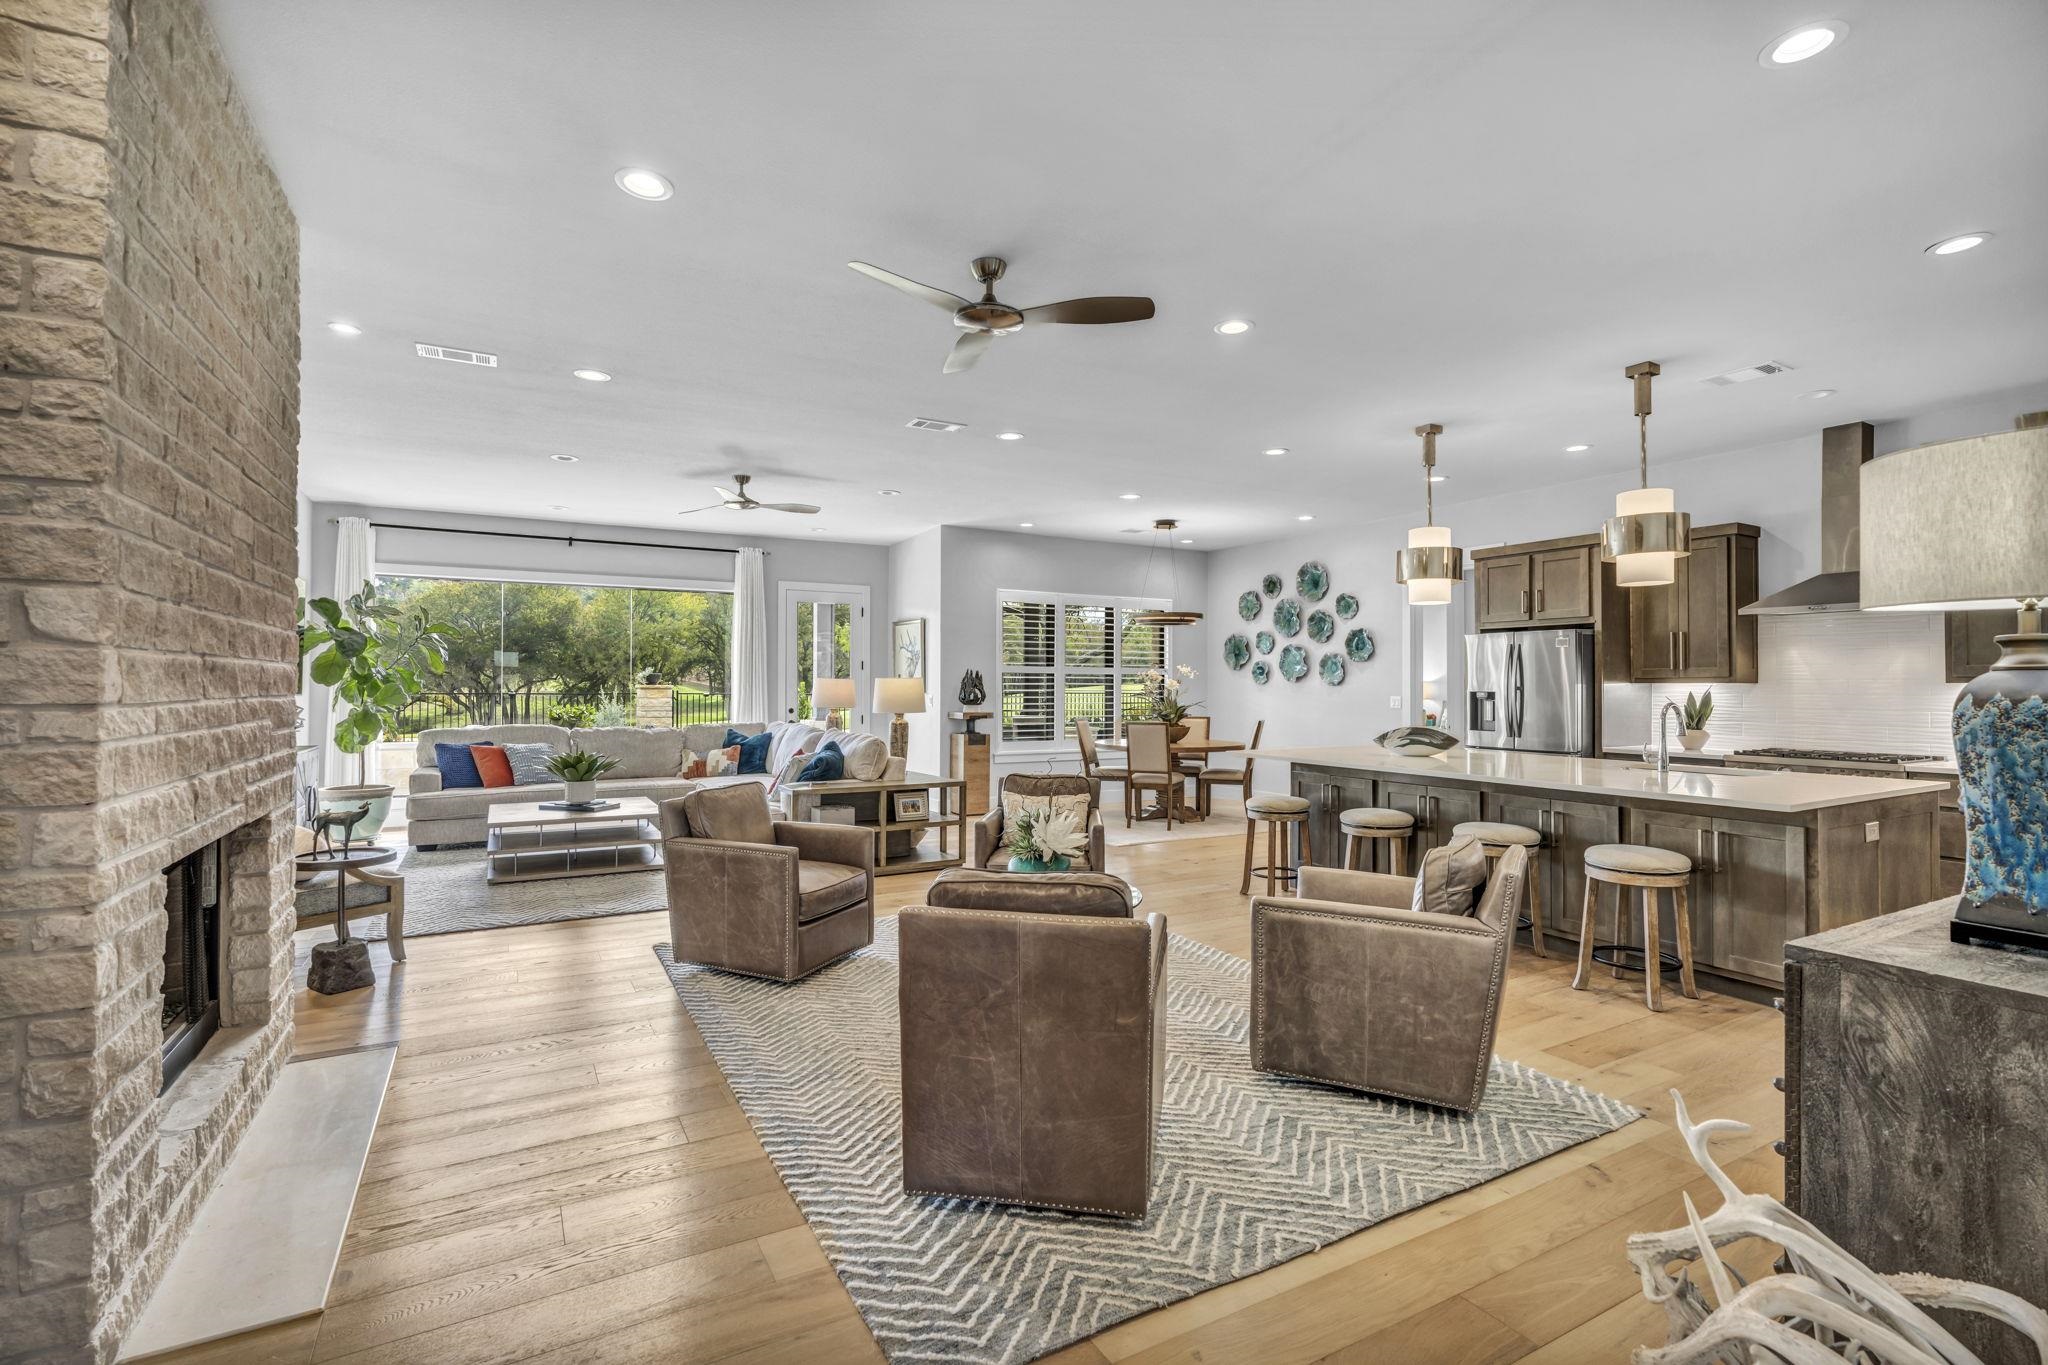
[[1655, 700, 1684, 776]]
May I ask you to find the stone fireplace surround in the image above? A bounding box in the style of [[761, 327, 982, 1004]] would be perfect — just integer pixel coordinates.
[[0, 0, 302, 1360]]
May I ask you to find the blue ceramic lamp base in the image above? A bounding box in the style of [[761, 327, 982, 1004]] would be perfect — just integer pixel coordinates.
[[1950, 624, 2048, 951]]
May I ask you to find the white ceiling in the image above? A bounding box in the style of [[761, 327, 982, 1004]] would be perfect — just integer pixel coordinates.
[[207, 0, 2048, 549]]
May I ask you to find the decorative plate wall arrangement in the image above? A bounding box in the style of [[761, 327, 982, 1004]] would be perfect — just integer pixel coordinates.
[[1250, 661, 1271, 685], [1223, 634, 1252, 670], [1319, 652, 1347, 685], [1306, 609, 1335, 643], [1255, 630, 1275, 655], [1271, 598, 1303, 637], [1278, 644, 1310, 682], [1345, 627, 1376, 662], [1261, 573, 1284, 597], [1237, 590, 1262, 620], [1334, 592, 1359, 619], [1296, 561, 1330, 601]]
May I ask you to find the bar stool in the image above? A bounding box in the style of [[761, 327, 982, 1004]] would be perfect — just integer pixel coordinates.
[[1452, 821, 1546, 958], [1242, 793, 1312, 896], [1339, 807, 1415, 875], [1570, 843, 1699, 1011]]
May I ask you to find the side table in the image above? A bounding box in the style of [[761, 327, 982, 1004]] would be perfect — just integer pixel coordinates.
[[293, 846, 403, 994]]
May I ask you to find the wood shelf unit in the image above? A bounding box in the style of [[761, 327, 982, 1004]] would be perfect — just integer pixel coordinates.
[[782, 770, 969, 877]]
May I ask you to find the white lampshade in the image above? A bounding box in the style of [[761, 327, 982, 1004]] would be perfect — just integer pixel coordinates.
[[873, 677, 925, 715], [814, 677, 855, 710], [1860, 427, 2048, 611], [1610, 487, 1681, 587], [1403, 525, 1456, 605]]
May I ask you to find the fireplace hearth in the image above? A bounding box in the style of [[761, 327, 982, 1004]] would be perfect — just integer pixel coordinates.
[[160, 840, 225, 1093]]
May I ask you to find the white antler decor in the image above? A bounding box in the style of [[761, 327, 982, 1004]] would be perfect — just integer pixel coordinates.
[[1627, 1090, 2048, 1365]]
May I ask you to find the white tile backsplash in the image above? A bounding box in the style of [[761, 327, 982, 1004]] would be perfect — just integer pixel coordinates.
[[1607, 612, 1959, 759]]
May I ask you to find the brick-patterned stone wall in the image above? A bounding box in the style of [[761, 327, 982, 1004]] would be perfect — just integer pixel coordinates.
[[0, 0, 299, 1359]]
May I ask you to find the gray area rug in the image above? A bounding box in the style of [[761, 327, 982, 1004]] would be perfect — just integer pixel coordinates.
[[655, 918, 1640, 1365], [295, 848, 662, 942]]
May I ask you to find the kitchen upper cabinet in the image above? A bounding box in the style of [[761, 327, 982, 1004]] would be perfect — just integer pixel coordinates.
[[1625, 523, 1759, 683], [1945, 609, 2008, 683], [1474, 537, 1599, 629]]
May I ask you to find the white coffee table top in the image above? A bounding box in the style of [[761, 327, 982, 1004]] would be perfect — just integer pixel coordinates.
[[486, 796, 660, 829]]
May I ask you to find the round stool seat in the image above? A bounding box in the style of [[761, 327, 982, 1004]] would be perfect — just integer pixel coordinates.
[[1585, 843, 1692, 877], [1246, 793, 1311, 817], [1452, 820, 1540, 848], [1338, 806, 1413, 832]]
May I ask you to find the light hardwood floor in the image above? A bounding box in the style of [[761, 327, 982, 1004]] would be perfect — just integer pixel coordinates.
[[151, 832, 1784, 1365]]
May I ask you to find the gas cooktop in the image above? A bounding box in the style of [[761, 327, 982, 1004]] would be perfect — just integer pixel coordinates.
[[1729, 746, 1942, 765]]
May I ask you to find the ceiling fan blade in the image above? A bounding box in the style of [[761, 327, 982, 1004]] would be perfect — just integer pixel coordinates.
[[759, 502, 822, 515], [943, 329, 992, 374], [1019, 295, 1156, 326], [848, 262, 970, 313], [712, 485, 741, 502], [675, 502, 727, 515]]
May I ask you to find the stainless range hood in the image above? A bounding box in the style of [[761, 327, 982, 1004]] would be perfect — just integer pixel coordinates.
[[1741, 421, 1872, 615]]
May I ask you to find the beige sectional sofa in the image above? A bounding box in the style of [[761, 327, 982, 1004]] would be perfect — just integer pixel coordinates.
[[404, 720, 903, 848]]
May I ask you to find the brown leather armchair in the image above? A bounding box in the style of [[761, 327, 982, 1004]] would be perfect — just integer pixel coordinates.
[[971, 773, 1108, 873], [659, 783, 874, 982], [1249, 844, 1526, 1113], [899, 903, 1166, 1217]]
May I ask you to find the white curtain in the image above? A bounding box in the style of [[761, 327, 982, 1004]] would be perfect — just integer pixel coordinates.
[[323, 517, 376, 787], [730, 546, 770, 722]]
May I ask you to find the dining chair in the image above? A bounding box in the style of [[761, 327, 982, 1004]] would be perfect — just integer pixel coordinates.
[[1124, 721, 1183, 830], [1196, 719, 1262, 817], [1075, 719, 1129, 823], [1174, 715, 1211, 779]]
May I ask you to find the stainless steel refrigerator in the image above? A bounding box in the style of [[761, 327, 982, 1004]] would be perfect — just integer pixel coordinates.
[[1464, 629, 1597, 755]]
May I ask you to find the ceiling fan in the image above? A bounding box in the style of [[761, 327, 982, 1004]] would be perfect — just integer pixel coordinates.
[[678, 474, 820, 516], [847, 256, 1154, 373]]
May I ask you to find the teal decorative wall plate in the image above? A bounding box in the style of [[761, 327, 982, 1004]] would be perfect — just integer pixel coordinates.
[[1223, 634, 1252, 669], [1334, 592, 1359, 619], [1306, 610, 1335, 643], [1250, 661, 1271, 685], [1278, 644, 1309, 682], [1255, 630, 1275, 655], [1296, 561, 1330, 601], [1237, 591, 1262, 620], [1261, 573, 1284, 597], [1345, 628, 1376, 661], [1272, 599, 1303, 637], [1319, 652, 1346, 685]]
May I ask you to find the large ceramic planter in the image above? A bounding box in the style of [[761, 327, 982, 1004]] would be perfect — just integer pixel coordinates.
[[319, 783, 393, 843], [1679, 729, 1710, 752], [1165, 723, 1191, 744], [1007, 854, 1072, 874], [562, 779, 598, 805]]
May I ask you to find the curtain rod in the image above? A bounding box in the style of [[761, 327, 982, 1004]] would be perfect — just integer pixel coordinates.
[[325, 519, 762, 556]]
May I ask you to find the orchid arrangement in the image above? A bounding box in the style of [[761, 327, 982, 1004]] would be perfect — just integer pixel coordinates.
[[1142, 663, 1201, 725], [1008, 806, 1086, 866]]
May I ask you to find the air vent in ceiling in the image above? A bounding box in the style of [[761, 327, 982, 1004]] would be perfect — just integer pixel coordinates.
[[905, 417, 965, 432], [1702, 360, 1795, 386], [415, 343, 499, 367]]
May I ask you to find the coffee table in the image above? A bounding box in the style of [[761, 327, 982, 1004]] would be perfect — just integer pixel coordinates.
[[485, 797, 664, 884]]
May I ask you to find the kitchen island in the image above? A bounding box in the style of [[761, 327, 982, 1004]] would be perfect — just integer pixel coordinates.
[[1247, 746, 1946, 990]]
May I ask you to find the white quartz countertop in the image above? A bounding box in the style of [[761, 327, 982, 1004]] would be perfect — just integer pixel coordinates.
[[1245, 746, 1951, 814]]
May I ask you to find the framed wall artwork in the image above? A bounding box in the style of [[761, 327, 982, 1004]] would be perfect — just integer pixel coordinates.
[[892, 617, 926, 679]]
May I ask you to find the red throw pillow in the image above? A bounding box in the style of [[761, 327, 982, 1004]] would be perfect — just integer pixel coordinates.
[[471, 744, 515, 788]]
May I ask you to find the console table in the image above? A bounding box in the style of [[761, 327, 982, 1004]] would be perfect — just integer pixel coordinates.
[[783, 771, 969, 876], [1785, 900, 2048, 1363]]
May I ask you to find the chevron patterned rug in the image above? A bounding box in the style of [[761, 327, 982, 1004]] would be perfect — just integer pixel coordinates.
[[655, 920, 1639, 1364]]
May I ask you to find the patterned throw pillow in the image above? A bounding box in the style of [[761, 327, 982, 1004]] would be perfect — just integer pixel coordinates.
[[471, 745, 515, 788], [679, 751, 709, 780], [766, 744, 815, 795], [501, 742, 557, 786], [1000, 790, 1091, 832], [703, 745, 741, 777]]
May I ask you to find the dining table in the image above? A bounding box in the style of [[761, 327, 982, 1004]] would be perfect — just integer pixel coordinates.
[[1097, 736, 1245, 822]]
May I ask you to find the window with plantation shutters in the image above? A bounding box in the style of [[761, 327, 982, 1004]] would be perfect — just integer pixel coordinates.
[[998, 591, 1171, 748]]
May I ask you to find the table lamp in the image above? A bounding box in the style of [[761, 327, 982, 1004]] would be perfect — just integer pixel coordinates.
[[813, 677, 855, 730], [874, 677, 925, 760], [1860, 415, 2048, 948]]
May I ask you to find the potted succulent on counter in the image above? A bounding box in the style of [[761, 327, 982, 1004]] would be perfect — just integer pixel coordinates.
[[1680, 689, 1714, 751], [545, 749, 620, 806]]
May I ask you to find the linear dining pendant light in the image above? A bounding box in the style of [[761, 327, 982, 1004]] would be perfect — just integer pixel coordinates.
[[1131, 519, 1203, 626], [1394, 424, 1464, 606], [1602, 360, 1690, 587]]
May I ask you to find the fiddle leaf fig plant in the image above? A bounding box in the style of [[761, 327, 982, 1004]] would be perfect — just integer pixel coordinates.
[[1682, 689, 1714, 731], [299, 585, 456, 769]]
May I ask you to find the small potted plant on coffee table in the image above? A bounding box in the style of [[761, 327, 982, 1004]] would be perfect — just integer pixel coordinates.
[[1006, 806, 1086, 873], [545, 749, 620, 806]]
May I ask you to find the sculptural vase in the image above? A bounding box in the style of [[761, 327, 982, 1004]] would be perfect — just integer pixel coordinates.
[[1007, 854, 1071, 874], [1950, 629, 2048, 948]]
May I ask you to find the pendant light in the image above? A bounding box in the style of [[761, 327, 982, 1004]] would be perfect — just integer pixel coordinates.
[[1131, 519, 1202, 626], [1602, 360, 1690, 587], [1394, 424, 1464, 606]]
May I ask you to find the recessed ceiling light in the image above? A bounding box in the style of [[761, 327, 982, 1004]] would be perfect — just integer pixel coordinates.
[[1760, 20, 1845, 67], [1179, 538, 1195, 545], [1018, 522, 1034, 528], [614, 167, 673, 201], [548, 453, 579, 463], [1926, 232, 1991, 256], [548, 504, 570, 512], [1118, 493, 1141, 500], [1801, 388, 1838, 400], [996, 431, 1024, 441], [877, 488, 901, 497], [1213, 319, 1253, 335], [1564, 443, 1591, 453], [1262, 447, 1289, 457], [327, 321, 361, 336], [572, 368, 612, 382], [1428, 474, 1447, 483], [1297, 514, 1314, 522]]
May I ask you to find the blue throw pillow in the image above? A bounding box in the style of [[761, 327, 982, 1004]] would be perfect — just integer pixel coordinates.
[[726, 728, 773, 774], [797, 741, 845, 783], [434, 740, 494, 789]]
